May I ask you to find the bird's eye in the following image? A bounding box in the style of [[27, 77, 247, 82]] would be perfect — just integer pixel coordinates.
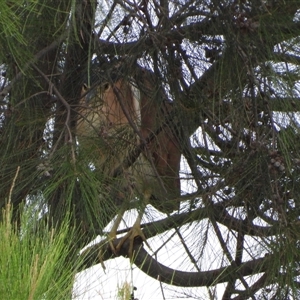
[[82, 83, 89, 91], [103, 82, 110, 91]]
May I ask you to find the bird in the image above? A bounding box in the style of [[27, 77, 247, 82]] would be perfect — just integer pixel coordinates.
[[76, 64, 181, 257]]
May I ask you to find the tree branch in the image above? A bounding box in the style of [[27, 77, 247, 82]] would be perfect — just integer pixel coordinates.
[[80, 237, 271, 288]]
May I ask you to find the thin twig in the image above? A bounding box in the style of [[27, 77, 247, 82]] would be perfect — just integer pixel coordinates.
[[158, 275, 166, 300], [32, 65, 77, 163], [8, 166, 20, 204], [175, 227, 201, 272], [97, 0, 118, 38], [0, 32, 68, 101]]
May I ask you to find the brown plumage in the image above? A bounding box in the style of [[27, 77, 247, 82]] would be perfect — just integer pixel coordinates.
[[76, 67, 181, 255]]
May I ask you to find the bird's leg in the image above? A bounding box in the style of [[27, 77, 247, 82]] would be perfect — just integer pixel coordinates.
[[107, 203, 127, 254], [115, 191, 152, 258], [97, 202, 128, 271], [115, 206, 151, 258]]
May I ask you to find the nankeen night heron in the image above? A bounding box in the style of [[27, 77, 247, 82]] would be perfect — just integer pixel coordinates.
[[77, 66, 181, 256]]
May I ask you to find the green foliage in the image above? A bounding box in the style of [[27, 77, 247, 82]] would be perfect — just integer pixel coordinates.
[[0, 0, 29, 65], [117, 281, 132, 300], [0, 201, 80, 300]]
